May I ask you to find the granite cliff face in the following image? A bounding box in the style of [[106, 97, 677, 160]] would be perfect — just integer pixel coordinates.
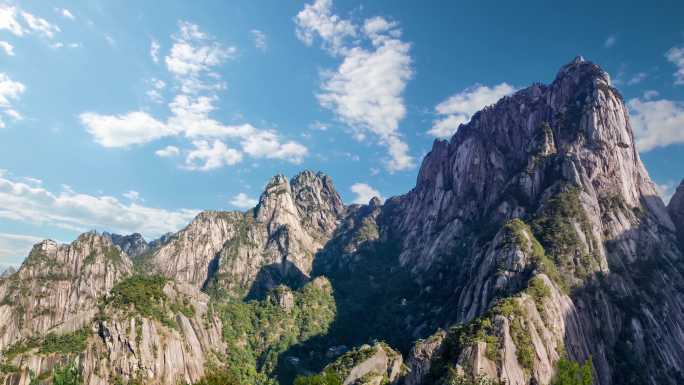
[[1, 58, 683, 385], [146, 170, 345, 299]]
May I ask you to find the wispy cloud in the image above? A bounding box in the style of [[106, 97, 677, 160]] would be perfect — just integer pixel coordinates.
[[666, 45, 684, 85], [0, 232, 45, 265], [604, 34, 617, 48], [296, 0, 414, 172], [428, 83, 515, 138], [150, 38, 160, 63], [0, 172, 199, 240], [251, 29, 267, 51], [0, 41, 14, 56], [0, 73, 26, 128], [80, 21, 308, 170], [155, 145, 180, 158], [55, 8, 75, 20], [229, 193, 258, 209]]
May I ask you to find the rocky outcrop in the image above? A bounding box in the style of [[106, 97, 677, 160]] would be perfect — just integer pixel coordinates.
[[314, 57, 684, 385], [105, 232, 149, 258], [4, 58, 684, 385], [2, 281, 225, 385], [0, 233, 133, 353], [148, 170, 345, 298], [325, 343, 404, 385], [669, 179, 684, 248]]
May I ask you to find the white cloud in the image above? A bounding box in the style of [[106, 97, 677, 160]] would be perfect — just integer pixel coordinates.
[[229, 193, 258, 209], [429, 83, 515, 138], [251, 29, 267, 51], [155, 145, 180, 158], [21, 11, 60, 39], [0, 73, 25, 128], [655, 181, 677, 204], [56, 8, 74, 20], [629, 97, 684, 151], [79, 111, 175, 147], [123, 190, 142, 202], [0, 232, 44, 265], [627, 72, 647, 85], [150, 38, 160, 63], [165, 21, 236, 77], [185, 140, 242, 171], [309, 121, 328, 131], [0, 173, 199, 240], [350, 183, 383, 204], [0, 41, 14, 56], [298, 0, 414, 172], [604, 35, 616, 48], [241, 131, 308, 163], [0, 5, 24, 36], [666, 45, 684, 85], [80, 21, 307, 168], [22, 177, 42, 186], [295, 0, 356, 55]]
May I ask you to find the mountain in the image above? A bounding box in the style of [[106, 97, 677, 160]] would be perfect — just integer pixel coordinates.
[[1, 57, 683, 385]]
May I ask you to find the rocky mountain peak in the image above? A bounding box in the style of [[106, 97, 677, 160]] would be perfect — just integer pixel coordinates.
[[104, 232, 149, 258]]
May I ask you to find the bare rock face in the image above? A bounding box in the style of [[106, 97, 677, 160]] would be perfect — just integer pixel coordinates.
[[2, 281, 225, 385], [104, 232, 150, 258], [314, 57, 684, 385], [0, 233, 133, 353], [148, 170, 345, 299], [324, 343, 404, 385], [669, 179, 684, 248]]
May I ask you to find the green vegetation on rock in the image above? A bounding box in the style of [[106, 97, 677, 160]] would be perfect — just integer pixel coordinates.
[[293, 371, 342, 385], [104, 275, 195, 328], [213, 278, 336, 384], [551, 358, 593, 385]]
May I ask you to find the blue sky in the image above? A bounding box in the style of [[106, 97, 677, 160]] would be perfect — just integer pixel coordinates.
[[1, 0, 683, 267]]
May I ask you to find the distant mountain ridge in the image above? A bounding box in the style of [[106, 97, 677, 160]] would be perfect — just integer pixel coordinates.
[[1, 58, 683, 385]]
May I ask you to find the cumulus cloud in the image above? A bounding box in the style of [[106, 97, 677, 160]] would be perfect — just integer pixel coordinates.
[[604, 35, 616, 48], [350, 183, 383, 204], [185, 140, 242, 171], [666, 45, 684, 85], [0, 5, 24, 36], [80, 21, 307, 169], [229, 193, 258, 209], [296, 0, 414, 172], [428, 83, 515, 138], [79, 111, 175, 147], [629, 97, 684, 151], [0, 41, 14, 56], [0, 172, 199, 240], [241, 131, 308, 163], [251, 29, 267, 51], [165, 21, 236, 77], [155, 145, 180, 158], [295, 0, 356, 55], [0, 73, 26, 128]]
